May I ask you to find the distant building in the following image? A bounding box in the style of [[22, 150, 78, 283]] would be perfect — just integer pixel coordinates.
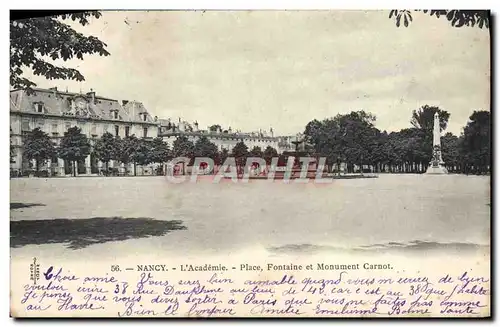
[[277, 136, 295, 153], [10, 87, 286, 176], [10, 87, 159, 176]]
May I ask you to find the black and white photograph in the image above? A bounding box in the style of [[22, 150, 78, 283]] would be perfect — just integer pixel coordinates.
[[9, 9, 491, 318]]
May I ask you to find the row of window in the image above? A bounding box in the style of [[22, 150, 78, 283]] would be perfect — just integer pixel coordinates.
[[35, 103, 44, 113], [105, 111, 149, 122], [19, 120, 150, 138]]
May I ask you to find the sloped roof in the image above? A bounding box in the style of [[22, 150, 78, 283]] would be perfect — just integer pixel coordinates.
[[11, 89, 72, 115], [9, 88, 155, 123]]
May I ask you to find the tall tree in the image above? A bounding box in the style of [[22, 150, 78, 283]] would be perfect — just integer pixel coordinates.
[[134, 139, 152, 176], [193, 136, 219, 173], [304, 119, 324, 152], [441, 132, 460, 173], [389, 10, 490, 29], [10, 12, 110, 89], [58, 126, 90, 177], [219, 148, 230, 166], [248, 146, 264, 170], [249, 146, 263, 158], [232, 141, 249, 174], [370, 130, 389, 173], [333, 111, 377, 174], [208, 124, 222, 133], [115, 135, 140, 176], [395, 128, 426, 173], [263, 146, 278, 166], [171, 135, 195, 175], [22, 127, 56, 175], [306, 117, 345, 173], [410, 105, 450, 169], [92, 132, 116, 173]]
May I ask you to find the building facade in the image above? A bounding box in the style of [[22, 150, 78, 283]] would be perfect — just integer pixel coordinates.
[[10, 87, 159, 176], [10, 87, 288, 176]]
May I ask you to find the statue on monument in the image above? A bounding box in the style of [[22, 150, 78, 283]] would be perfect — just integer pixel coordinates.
[[292, 132, 306, 151]]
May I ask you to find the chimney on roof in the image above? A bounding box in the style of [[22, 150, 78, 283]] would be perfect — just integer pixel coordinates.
[[49, 87, 58, 98]]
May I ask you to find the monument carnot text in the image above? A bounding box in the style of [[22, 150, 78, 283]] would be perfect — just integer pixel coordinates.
[[426, 112, 448, 174]]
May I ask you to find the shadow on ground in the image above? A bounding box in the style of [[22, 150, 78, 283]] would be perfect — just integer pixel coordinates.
[[10, 203, 46, 210], [10, 217, 187, 250], [268, 240, 489, 256]]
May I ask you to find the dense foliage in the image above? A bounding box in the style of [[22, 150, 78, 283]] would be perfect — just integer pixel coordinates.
[[22, 127, 56, 173], [389, 10, 490, 29], [303, 106, 490, 175], [92, 132, 116, 171]]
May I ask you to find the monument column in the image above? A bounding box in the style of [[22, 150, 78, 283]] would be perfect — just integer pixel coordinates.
[[58, 158, 65, 176], [98, 161, 103, 175], [85, 155, 91, 175]]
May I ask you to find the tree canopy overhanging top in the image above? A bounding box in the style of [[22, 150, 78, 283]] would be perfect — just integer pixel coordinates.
[[389, 10, 490, 29]]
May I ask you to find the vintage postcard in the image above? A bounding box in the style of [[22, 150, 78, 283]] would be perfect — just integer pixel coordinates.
[[9, 9, 491, 318]]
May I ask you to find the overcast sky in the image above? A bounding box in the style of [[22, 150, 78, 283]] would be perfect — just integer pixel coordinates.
[[23, 10, 490, 136]]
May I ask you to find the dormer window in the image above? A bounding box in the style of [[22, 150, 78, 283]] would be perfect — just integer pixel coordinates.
[[141, 113, 147, 122], [113, 111, 118, 119], [34, 102, 44, 113]]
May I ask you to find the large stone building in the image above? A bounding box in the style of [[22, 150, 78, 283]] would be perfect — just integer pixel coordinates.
[[10, 87, 288, 176], [158, 118, 284, 153], [10, 87, 159, 176]]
